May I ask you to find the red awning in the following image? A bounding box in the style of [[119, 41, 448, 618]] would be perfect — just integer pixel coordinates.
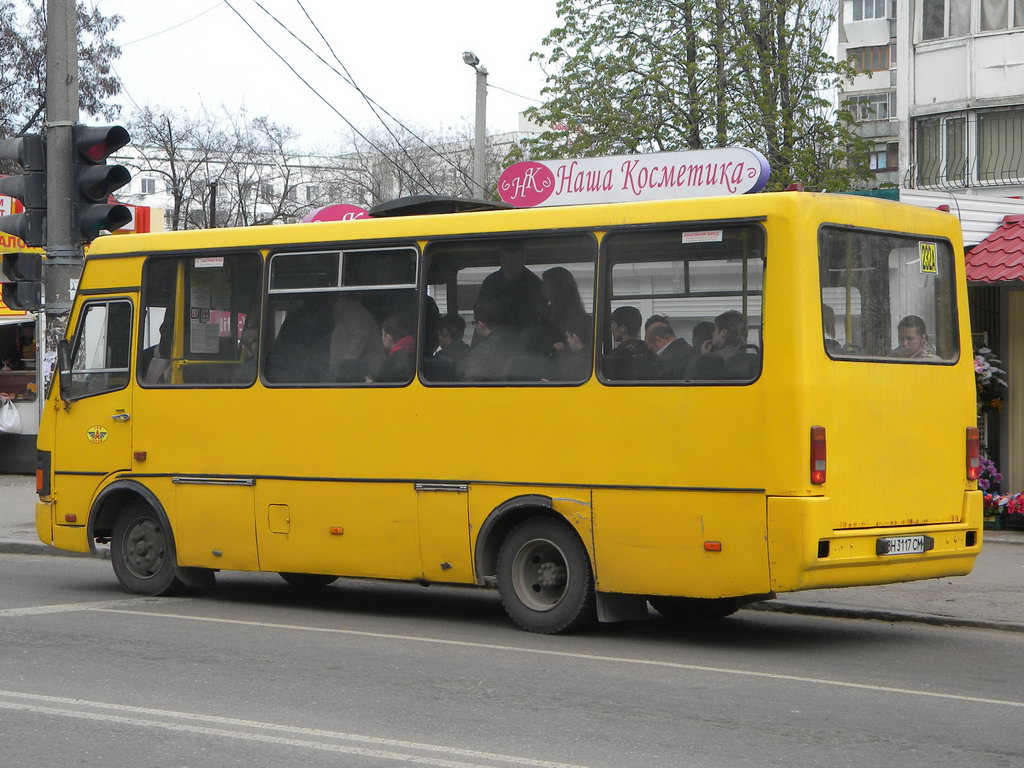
[[966, 214, 1024, 282]]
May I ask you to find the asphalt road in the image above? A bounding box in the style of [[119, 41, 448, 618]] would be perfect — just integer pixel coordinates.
[[2, 553, 1022, 768]]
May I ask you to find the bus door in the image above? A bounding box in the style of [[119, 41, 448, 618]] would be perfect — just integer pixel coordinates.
[[56, 298, 135, 521]]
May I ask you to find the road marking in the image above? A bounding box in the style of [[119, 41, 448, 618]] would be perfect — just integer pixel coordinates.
[[0, 599, 161, 618], [95, 608, 1024, 710], [0, 691, 585, 768]]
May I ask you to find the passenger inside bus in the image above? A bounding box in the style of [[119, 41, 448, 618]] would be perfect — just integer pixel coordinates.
[[465, 299, 526, 381], [535, 266, 586, 359], [822, 304, 841, 354], [604, 306, 653, 380], [430, 313, 470, 381], [477, 240, 545, 333], [375, 313, 416, 383], [691, 321, 715, 354], [890, 315, 940, 360], [552, 312, 593, 381], [328, 294, 385, 381], [645, 321, 694, 379]]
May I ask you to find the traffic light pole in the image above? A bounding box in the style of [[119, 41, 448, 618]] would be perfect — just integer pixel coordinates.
[[43, 0, 80, 385]]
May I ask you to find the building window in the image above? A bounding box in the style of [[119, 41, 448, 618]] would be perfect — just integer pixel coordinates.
[[848, 45, 893, 73], [921, 0, 970, 40], [978, 108, 1024, 183], [285, 185, 297, 202], [916, 115, 967, 186], [140, 178, 156, 195], [305, 185, 319, 203], [869, 143, 899, 171], [846, 92, 897, 121], [980, 0, 1024, 30], [853, 0, 889, 20], [259, 182, 274, 199]]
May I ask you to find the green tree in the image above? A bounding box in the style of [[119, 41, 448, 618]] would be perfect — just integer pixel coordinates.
[[0, 1, 122, 139], [524, 0, 870, 191]]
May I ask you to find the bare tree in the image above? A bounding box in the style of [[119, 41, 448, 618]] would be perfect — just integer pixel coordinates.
[[215, 114, 307, 226], [124, 106, 229, 231], [325, 123, 511, 206]]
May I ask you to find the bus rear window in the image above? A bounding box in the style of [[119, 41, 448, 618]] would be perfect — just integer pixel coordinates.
[[819, 227, 958, 363]]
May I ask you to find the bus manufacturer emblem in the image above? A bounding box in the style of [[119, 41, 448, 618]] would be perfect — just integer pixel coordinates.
[[86, 425, 109, 443]]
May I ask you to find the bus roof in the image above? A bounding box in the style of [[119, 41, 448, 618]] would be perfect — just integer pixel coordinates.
[[82, 192, 963, 260]]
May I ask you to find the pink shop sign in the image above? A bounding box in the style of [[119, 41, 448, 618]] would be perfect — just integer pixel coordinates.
[[498, 148, 770, 208], [301, 203, 370, 222]]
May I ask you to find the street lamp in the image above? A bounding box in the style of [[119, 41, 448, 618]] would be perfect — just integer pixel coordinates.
[[462, 50, 488, 199]]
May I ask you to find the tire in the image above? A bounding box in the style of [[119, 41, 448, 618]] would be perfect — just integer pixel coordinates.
[[110, 500, 184, 596], [649, 596, 742, 622], [279, 572, 338, 588], [496, 517, 596, 634]]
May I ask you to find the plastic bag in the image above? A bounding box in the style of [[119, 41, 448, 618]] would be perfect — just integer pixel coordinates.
[[0, 399, 21, 434]]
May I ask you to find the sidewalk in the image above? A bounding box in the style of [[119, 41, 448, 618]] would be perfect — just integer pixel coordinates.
[[3, 474, 1022, 631]]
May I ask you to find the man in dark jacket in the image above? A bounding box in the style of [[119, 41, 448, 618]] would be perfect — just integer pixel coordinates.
[[645, 321, 693, 380]]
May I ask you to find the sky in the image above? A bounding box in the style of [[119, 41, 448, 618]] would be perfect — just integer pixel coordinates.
[[92, 0, 561, 153]]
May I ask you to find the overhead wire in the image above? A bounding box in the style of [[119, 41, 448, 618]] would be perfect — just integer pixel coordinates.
[[290, 0, 478, 189], [244, 0, 454, 192], [246, 0, 478, 190], [221, 0, 429, 192], [261, 0, 441, 192], [120, 2, 225, 47]]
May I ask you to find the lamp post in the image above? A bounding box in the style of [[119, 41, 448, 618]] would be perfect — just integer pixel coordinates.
[[462, 50, 488, 199]]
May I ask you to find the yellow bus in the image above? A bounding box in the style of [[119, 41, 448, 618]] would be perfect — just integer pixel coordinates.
[[35, 191, 983, 634]]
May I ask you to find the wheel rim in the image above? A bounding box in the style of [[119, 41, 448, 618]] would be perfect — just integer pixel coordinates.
[[122, 518, 167, 580], [510, 537, 570, 612]]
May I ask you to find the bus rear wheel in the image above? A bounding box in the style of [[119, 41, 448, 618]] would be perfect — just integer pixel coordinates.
[[496, 517, 596, 634], [649, 596, 742, 622], [111, 500, 184, 596], [279, 572, 338, 588]]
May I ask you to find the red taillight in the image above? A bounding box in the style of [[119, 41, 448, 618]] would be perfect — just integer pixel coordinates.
[[810, 426, 826, 485], [967, 426, 981, 480]]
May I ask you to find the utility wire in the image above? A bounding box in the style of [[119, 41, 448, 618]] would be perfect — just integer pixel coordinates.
[[291, 0, 462, 190], [270, 0, 440, 192], [222, 0, 427, 192], [120, 2, 225, 47], [488, 83, 543, 103], [250, 0, 477, 189]]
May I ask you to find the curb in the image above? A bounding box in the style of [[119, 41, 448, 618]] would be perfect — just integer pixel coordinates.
[[746, 599, 1024, 633]]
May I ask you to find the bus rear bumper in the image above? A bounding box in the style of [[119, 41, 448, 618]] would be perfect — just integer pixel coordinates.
[[36, 500, 91, 554], [767, 492, 982, 593], [35, 501, 52, 546]]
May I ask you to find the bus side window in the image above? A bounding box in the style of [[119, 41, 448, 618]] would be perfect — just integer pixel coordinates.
[[66, 299, 132, 400], [422, 233, 597, 385], [264, 247, 418, 386], [138, 253, 262, 388], [601, 225, 765, 385]]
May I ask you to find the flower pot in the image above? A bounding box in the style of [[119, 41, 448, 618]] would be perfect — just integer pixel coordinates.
[[984, 512, 1006, 531], [1003, 514, 1024, 532]]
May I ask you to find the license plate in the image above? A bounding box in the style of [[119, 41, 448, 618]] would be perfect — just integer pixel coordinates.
[[876, 534, 934, 556]]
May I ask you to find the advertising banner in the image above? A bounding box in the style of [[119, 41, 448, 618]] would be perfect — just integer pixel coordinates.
[[498, 148, 770, 208]]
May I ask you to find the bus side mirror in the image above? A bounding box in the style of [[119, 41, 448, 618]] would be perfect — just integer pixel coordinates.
[[57, 340, 72, 400]]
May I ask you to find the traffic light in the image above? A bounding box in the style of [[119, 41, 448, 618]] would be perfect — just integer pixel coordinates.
[[0, 251, 43, 311], [0, 134, 46, 248], [73, 125, 132, 243]]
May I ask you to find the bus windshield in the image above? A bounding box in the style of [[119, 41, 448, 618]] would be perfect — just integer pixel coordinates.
[[819, 226, 958, 362]]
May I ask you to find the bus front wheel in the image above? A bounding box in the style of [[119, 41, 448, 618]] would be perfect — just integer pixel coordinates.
[[111, 500, 184, 596], [649, 596, 742, 622], [496, 517, 596, 634]]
